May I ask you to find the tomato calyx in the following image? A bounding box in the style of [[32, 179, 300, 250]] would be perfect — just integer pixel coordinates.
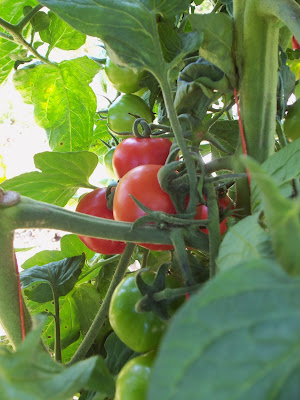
[[105, 182, 117, 211], [135, 264, 191, 321], [129, 194, 208, 231], [135, 264, 171, 320]]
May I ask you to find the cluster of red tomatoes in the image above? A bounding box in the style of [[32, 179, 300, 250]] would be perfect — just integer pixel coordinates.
[[76, 135, 234, 254]]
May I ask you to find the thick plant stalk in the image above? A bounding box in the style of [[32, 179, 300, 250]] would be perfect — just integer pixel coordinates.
[[0, 229, 32, 349], [235, 0, 280, 164], [234, 0, 300, 213], [4, 195, 209, 252]]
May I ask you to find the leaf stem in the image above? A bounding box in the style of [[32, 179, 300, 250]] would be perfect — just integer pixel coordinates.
[[52, 287, 62, 363], [171, 229, 194, 286], [16, 5, 43, 31], [153, 284, 201, 302], [68, 242, 136, 364]]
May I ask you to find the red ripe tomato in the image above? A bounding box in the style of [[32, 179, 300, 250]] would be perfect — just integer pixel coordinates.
[[113, 165, 176, 251], [112, 137, 172, 179], [292, 36, 300, 50], [76, 188, 126, 254], [197, 205, 227, 235], [196, 195, 234, 235]]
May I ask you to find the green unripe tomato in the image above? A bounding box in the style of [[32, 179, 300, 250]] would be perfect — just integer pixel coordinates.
[[114, 352, 155, 400], [284, 99, 300, 141], [103, 147, 116, 179], [107, 94, 153, 135], [109, 271, 184, 353], [105, 58, 145, 94]]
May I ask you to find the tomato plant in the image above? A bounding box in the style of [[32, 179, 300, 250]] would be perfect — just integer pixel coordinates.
[[0, 1, 299, 399], [105, 57, 145, 94], [107, 94, 153, 134], [114, 352, 155, 400], [113, 164, 176, 250], [112, 137, 172, 178], [109, 270, 183, 352], [76, 188, 126, 254]]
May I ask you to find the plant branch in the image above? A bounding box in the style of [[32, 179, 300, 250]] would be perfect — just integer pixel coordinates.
[[3, 195, 209, 253], [204, 156, 234, 174], [68, 242, 136, 365], [0, 15, 53, 65]]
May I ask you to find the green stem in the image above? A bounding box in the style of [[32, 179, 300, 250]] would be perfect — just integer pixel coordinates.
[[16, 5, 43, 31], [276, 120, 288, 148], [205, 173, 247, 183], [204, 156, 234, 174], [206, 182, 221, 278], [153, 284, 202, 301], [4, 195, 209, 253], [0, 17, 52, 65], [78, 254, 120, 283], [158, 73, 199, 215], [170, 229, 194, 286], [204, 99, 236, 131], [68, 243, 136, 365], [141, 249, 150, 269], [52, 287, 62, 363]]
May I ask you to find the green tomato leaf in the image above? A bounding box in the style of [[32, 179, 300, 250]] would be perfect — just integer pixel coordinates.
[[104, 332, 136, 376], [243, 156, 300, 276], [209, 120, 239, 158], [27, 294, 81, 351], [90, 118, 113, 158], [30, 10, 51, 32], [60, 234, 95, 259], [21, 250, 64, 269], [175, 59, 231, 123], [37, 0, 191, 77], [277, 50, 296, 119], [189, 12, 237, 87], [148, 259, 300, 400], [0, 321, 114, 400], [216, 215, 275, 272], [157, 18, 203, 69], [0, 0, 37, 85], [20, 254, 85, 302], [39, 11, 86, 51], [13, 57, 100, 151], [1, 151, 98, 206], [251, 138, 300, 213], [71, 283, 101, 337]]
